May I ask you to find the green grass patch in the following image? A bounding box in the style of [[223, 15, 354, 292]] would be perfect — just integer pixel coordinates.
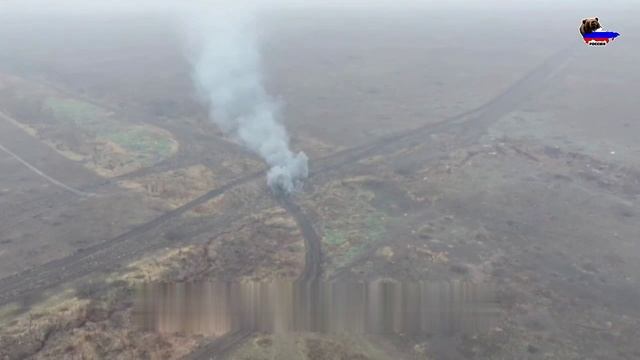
[[342, 243, 365, 264], [322, 196, 388, 269], [43, 97, 108, 126], [43, 97, 174, 164], [364, 214, 385, 242], [27, 94, 177, 175], [324, 229, 348, 246], [101, 127, 174, 165], [340, 212, 386, 264]]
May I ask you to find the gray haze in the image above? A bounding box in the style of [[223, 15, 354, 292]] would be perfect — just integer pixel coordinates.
[[1, 0, 638, 15], [184, 5, 308, 193], [0, 1, 639, 359]]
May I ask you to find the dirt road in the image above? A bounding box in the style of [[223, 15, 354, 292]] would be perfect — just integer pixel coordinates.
[[180, 43, 577, 359], [0, 43, 576, 326]]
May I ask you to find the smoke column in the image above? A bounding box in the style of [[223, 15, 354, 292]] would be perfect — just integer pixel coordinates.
[[184, 4, 308, 193]]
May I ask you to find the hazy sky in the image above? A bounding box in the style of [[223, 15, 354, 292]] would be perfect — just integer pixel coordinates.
[[0, 0, 636, 16]]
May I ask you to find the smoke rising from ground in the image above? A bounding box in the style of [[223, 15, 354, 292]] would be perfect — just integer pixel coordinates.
[[185, 5, 308, 194]]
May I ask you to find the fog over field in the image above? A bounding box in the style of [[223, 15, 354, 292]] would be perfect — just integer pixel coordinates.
[[0, 1, 638, 359]]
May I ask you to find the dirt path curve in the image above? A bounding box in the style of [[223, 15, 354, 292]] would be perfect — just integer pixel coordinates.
[[0, 43, 576, 315], [183, 195, 324, 360], [279, 196, 322, 283], [181, 43, 578, 360]]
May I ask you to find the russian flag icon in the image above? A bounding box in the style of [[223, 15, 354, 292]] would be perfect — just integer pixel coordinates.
[[583, 31, 621, 45]]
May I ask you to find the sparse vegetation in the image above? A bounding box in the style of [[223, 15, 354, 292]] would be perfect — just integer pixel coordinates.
[[315, 180, 390, 271], [1, 9, 640, 360], [102, 126, 175, 165], [0, 75, 178, 177], [43, 97, 106, 127]]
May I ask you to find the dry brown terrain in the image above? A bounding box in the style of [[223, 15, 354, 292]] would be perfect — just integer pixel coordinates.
[[0, 6, 639, 360]]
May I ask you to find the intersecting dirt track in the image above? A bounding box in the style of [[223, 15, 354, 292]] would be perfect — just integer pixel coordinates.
[[0, 44, 575, 316], [179, 44, 577, 359]]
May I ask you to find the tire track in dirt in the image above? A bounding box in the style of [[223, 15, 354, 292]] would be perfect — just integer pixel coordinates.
[[311, 45, 577, 180], [180, 43, 578, 360], [0, 48, 497, 229], [0, 171, 263, 307], [327, 45, 577, 279], [279, 196, 323, 283], [0, 44, 575, 310], [0, 43, 576, 360], [0, 142, 95, 197], [183, 194, 324, 360], [0, 104, 480, 305]]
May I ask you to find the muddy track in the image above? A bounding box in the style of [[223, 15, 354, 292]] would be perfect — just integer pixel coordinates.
[[1, 50, 509, 229], [0, 44, 575, 309], [0, 106, 485, 303], [279, 196, 323, 283], [180, 43, 578, 360], [183, 194, 325, 360], [149, 77, 497, 360], [310, 45, 577, 179], [0, 42, 576, 360], [0, 171, 263, 306]]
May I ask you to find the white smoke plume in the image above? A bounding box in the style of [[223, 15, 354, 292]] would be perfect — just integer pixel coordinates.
[[183, 4, 308, 194]]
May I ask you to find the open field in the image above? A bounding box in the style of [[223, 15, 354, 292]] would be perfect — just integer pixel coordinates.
[[0, 6, 639, 360]]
